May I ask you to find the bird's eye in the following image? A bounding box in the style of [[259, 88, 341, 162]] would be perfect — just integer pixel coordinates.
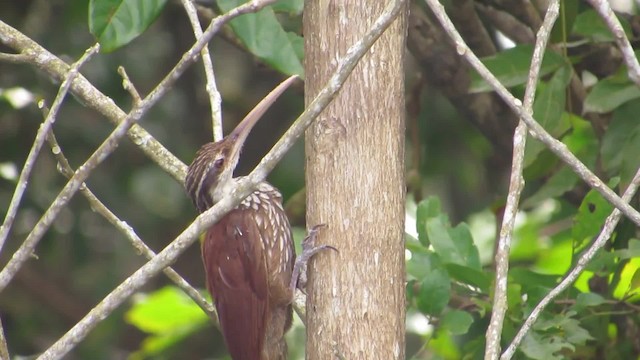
[[214, 158, 224, 168]]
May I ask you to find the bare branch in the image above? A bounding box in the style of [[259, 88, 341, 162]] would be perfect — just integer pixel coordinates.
[[181, 0, 224, 141], [484, 1, 559, 358], [35, 0, 407, 357], [422, 0, 640, 227], [0, 316, 9, 360], [586, 0, 640, 86], [45, 130, 215, 320], [0, 43, 99, 255], [0, 0, 280, 294]]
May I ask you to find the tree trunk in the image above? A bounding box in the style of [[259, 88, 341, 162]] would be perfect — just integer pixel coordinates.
[[303, 1, 407, 359]]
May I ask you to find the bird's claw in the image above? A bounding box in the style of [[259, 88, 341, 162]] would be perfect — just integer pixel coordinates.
[[289, 224, 337, 294]]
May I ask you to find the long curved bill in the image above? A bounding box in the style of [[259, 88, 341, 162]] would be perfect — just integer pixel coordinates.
[[227, 75, 300, 158]]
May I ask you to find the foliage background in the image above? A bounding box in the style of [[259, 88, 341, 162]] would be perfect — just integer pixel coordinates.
[[1, 0, 640, 359]]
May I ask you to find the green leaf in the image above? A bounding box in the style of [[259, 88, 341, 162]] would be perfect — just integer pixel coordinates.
[[524, 65, 572, 166], [584, 74, 640, 114], [427, 219, 481, 268], [585, 250, 617, 274], [509, 268, 559, 291], [550, 0, 578, 43], [272, 0, 303, 14], [602, 100, 640, 185], [614, 239, 640, 259], [626, 267, 640, 296], [416, 196, 444, 247], [562, 317, 594, 345], [407, 252, 441, 280], [89, 0, 168, 52], [572, 187, 614, 248], [445, 264, 490, 293], [573, 9, 631, 43], [441, 310, 474, 335], [524, 114, 597, 207], [216, 0, 304, 76], [469, 45, 566, 93], [521, 332, 573, 360], [417, 197, 481, 269], [448, 223, 481, 269], [417, 268, 451, 316], [533, 65, 572, 129], [525, 166, 577, 206], [574, 292, 606, 310], [535, 312, 594, 346], [287, 32, 304, 61], [507, 283, 522, 309]]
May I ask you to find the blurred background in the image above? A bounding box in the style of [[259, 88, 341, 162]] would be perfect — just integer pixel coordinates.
[[5, 0, 639, 359]]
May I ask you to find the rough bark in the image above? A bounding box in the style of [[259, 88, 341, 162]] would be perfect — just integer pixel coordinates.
[[304, 1, 407, 359]]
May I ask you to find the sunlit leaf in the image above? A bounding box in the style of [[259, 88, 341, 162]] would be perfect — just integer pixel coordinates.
[[126, 286, 210, 358], [89, 0, 168, 52], [627, 266, 640, 296], [126, 286, 208, 334]]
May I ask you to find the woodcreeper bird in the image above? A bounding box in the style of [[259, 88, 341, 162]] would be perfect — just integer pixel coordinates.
[[185, 76, 330, 360]]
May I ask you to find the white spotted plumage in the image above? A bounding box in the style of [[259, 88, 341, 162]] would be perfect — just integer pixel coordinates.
[[238, 182, 294, 276]]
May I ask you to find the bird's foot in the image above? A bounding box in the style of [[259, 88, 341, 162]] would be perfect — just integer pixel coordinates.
[[289, 224, 337, 294]]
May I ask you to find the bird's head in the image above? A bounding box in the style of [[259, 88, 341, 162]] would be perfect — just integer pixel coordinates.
[[185, 75, 298, 213]]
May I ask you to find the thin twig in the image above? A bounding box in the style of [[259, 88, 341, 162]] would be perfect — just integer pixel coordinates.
[[0, 52, 29, 63], [0, 0, 280, 293], [36, 0, 406, 357], [45, 130, 215, 320], [422, 0, 640, 227], [500, 166, 640, 359], [0, 20, 187, 183], [483, 2, 560, 359], [0, 315, 9, 360], [0, 43, 99, 256], [181, 0, 223, 141], [117, 66, 142, 106], [585, 0, 640, 86]]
